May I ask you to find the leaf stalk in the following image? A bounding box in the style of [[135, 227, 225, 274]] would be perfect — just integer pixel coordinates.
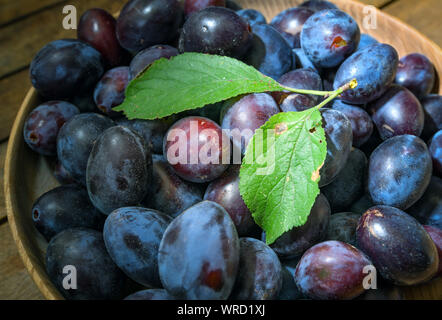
[[311, 78, 358, 111], [281, 78, 357, 100]]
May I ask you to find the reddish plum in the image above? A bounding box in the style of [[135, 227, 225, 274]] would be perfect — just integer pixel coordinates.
[[164, 116, 230, 183], [294, 240, 371, 300], [78, 8, 126, 66]]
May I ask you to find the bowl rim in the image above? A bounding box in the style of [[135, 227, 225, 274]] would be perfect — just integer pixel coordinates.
[[4, 0, 442, 300], [5, 88, 62, 299]]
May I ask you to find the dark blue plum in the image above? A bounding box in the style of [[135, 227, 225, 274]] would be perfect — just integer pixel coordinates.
[[23, 101, 79, 156], [350, 194, 375, 215], [325, 212, 360, 246], [357, 206, 439, 285], [86, 126, 152, 215], [57, 113, 114, 185], [94, 66, 130, 117], [129, 45, 179, 79], [421, 94, 442, 140], [104, 207, 172, 287], [278, 266, 302, 300], [368, 135, 432, 210], [407, 176, 442, 229], [158, 201, 240, 300], [145, 155, 203, 218], [270, 7, 314, 48], [116, 118, 171, 154], [78, 8, 126, 67], [279, 93, 317, 113], [237, 9, 267, 26], [32, 185, 104, 241], [124, 289, 175, 300], [225, 0, 241, 11], [292, 48, 320, 73], [30, 39, 105, 100], [69, 90, 96, 113], [429, 130, 442, 177], [116, 0, 183, 53], [54, 161, 77, 185], [322, 148, 367, 212], [244, 24, 293, 80], [184, 0, 226, 18], [320, 108, 353, 187], [269, 194, 331, 259], [272, 68, 323, 105], [230, 238, 282, 300], [360, 127, 383, 157], [321, 67, 337, 91], [368, 85, 424, 140], [299, 0, 338, 12], [204, 165, 258, 236], [46, 228, 126, 300], [164, 116, 230, 183], [283, 256, 301, 273], [356, 33, 378, 51], [395, 53, 435, 99], [331, 99, 373, 147], [333, 43, 399, 104], [294, 240, 371, 300], [175, 101, 224, 123], [179, 7, 252, 59], [300, 9, 360, 68], [193, 102, 225, 123], [221, 93, 280, 156], [423, 225, 442, 275]]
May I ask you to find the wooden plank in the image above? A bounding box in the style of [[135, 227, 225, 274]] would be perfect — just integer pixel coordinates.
[[0, 70, 30, 142], [0, 0, 124, 78], [0, 141, 7, 220], [0, 0, 65, 26], [383, 0, 442, 47], [236, 0, 391, 10], [401, 277, 442, 300], [0, 222, 44, 299], [356, 0, 392, 8]]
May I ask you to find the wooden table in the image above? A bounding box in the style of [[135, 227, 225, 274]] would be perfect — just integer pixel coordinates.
[[0, 0, 441, 300]]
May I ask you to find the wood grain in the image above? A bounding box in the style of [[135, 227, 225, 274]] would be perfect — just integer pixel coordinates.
[[0, 70, 30, 142], [0, 0, 65, 26], [5, 88, 64, 300], [0, 222, 44, 300], [347, 0, 392, 7], [401, 277, 442, 300], [0, 0, 124, 78], [0, 141, 8, 220], [383, 0, 442, 47]]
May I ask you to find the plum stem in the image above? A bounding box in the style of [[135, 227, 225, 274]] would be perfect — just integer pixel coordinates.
[[311, 79, 358, 111], [280, 85, 335, 96], [281, 79, 357, 99]]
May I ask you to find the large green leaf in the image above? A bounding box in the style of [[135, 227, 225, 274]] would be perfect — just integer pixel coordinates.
[[114, 53, 285, 119], [239, 109, 327, 244]]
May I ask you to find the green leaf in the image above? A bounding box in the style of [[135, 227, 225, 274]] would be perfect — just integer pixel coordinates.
[[239, 109, 327, 245], [114, 53, 285, 120]]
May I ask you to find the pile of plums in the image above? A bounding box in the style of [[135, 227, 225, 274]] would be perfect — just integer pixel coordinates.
[[25, 0, 441, 300]]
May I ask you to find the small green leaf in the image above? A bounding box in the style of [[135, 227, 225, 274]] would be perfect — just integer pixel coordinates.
[[114, 53, 285, 119], [239, 109, 327, 245]]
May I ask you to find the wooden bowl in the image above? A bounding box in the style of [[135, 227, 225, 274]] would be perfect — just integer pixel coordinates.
[[4, 0, 442, 300]]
